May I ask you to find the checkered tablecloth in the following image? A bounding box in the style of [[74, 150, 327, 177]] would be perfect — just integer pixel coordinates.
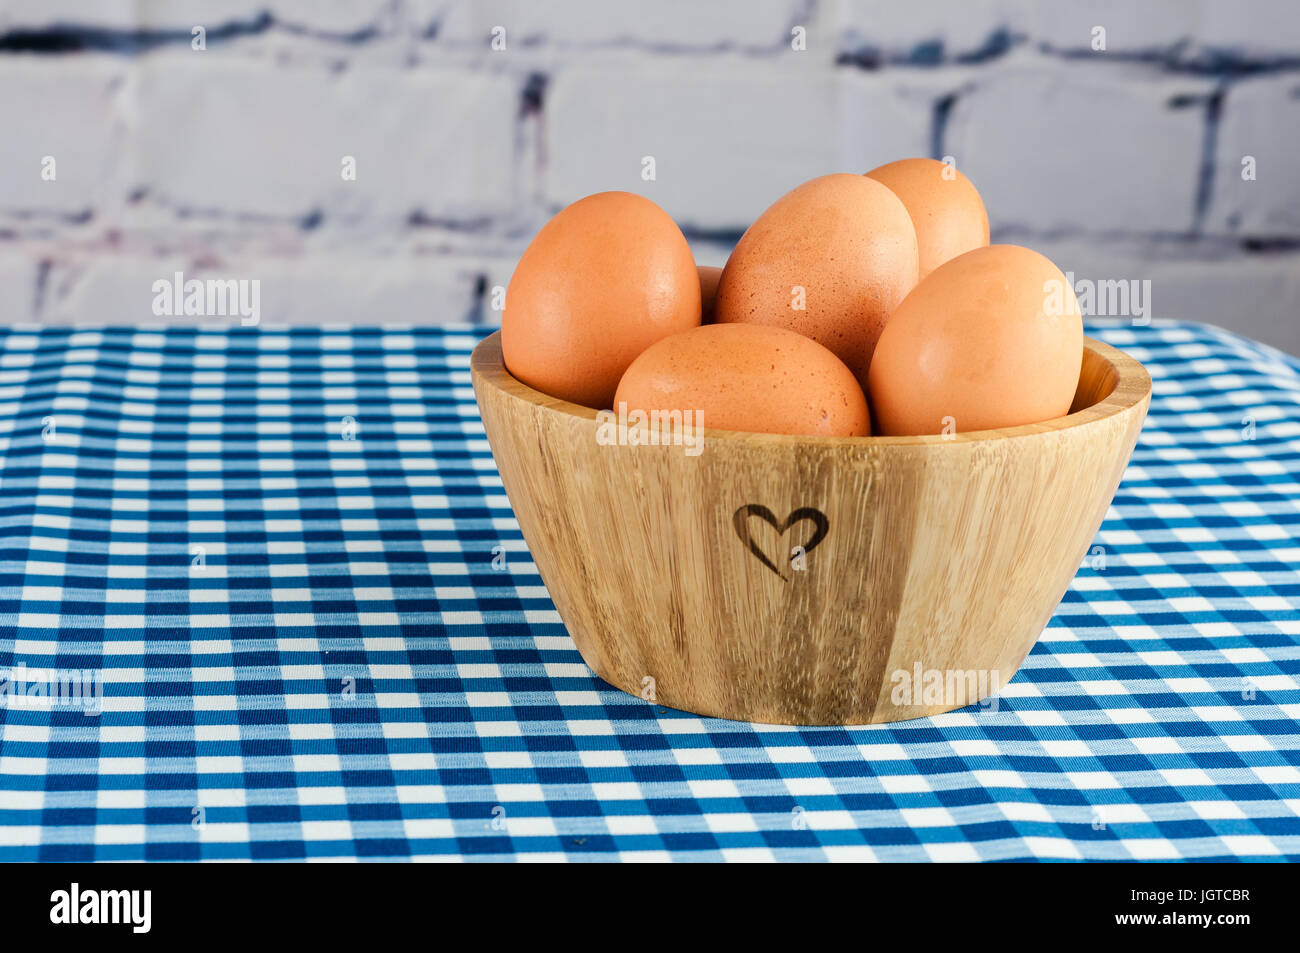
[[0, 320, 1297, 862]]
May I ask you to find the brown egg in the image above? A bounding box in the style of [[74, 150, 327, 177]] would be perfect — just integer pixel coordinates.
[[697, 265, 723, 323], [614, 323, 870, 438], [502, 192, 701, 408], [865, 158, 990, 282], [714, 173, 918, 388], [867, 245, 1083, 436]]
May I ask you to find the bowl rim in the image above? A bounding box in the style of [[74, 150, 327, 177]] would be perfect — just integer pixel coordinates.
[[470, 331, 1152, 446]]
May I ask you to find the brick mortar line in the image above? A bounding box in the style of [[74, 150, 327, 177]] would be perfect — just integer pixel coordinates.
[[1, 16, 1300, 76]]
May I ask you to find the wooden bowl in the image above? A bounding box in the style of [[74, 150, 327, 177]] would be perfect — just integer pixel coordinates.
[[472, 332, 1151, 725]]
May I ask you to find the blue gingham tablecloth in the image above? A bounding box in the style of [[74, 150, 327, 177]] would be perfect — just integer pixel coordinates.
[[0, 320, 1297, 863]]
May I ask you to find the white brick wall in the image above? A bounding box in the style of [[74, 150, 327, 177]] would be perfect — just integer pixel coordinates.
[[0, 1, 389, 35], [833, 0, 1029, 61], [1025, 235, 1300, 339], [0, 253, 40, 316], [544, 58, 931, 230], [0, 58, 124, 215], [121, 55, 519, 223], [44, 254, 491, 326], [1207, 74, 1300, 238], [946, 59, 1211, 233], [0, 0, 1297, 354], [428, 0, 799, 51]]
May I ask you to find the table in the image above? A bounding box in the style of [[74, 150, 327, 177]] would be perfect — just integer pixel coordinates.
[[0, 321, 1297, 861]]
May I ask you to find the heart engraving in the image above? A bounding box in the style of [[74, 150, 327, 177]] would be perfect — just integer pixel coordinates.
[[732, 504, 829, 580]]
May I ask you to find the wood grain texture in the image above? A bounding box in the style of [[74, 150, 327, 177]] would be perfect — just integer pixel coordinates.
[[472, 332, 1151, 725]]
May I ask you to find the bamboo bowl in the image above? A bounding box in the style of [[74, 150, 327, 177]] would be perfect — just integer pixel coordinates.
[[471, 332, 1150, 725]]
